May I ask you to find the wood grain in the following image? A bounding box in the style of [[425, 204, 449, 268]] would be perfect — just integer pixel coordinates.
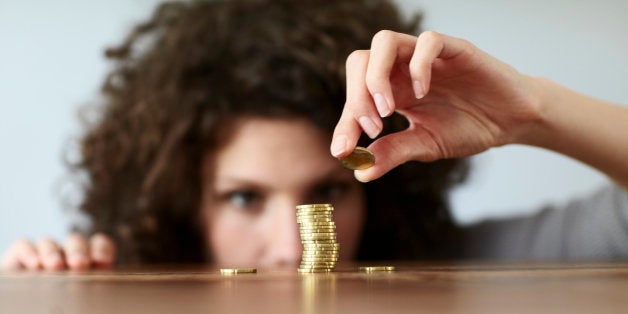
[[1, 261, 627, 313]]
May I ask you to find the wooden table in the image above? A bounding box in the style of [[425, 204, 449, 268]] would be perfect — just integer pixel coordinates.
[[2, 262, 627, 313]]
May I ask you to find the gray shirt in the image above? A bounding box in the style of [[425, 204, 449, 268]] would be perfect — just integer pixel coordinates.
[[462, 184, 628, 261]]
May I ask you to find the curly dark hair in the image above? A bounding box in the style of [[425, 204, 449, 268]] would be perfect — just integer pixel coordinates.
[[73, 0, 468, 265]]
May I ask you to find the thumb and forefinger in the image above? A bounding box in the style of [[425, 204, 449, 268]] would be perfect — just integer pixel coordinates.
[[332, 31, 468, 181]]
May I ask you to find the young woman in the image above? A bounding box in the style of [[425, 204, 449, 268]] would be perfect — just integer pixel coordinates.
[[5, 0, 628, 271], [1, 0, 467, 270]]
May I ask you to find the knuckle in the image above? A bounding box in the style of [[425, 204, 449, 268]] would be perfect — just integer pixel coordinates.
[[90, 233, 115, 252], [371, 29, 396, 46], [418, 30, 441, 44], [346, 50, 369, 68], [14, 238, 33, 250], [364, 74, 384, 90], [91, 232, 111, 242], [67, 232, 86, 244], [0, 251, 13, 265], [67, 232, 84, 240], [37, 237, 56, 247], [66, 234, 88, 251]]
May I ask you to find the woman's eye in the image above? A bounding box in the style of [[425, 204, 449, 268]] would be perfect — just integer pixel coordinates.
[[311, 182, 348, 203], [227, 190, 260, 209]]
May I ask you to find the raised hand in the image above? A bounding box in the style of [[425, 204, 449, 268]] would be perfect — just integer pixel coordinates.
[[331, 30, 541, 182]]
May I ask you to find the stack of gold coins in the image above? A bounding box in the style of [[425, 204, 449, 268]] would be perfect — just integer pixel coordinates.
[[296, 204, 339, 273]]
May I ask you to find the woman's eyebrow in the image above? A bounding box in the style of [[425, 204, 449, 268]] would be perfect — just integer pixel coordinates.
[[212, 177, 265, 190]]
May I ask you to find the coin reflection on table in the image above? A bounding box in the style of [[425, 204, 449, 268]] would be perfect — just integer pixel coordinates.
[[338, 146, 375, 170]]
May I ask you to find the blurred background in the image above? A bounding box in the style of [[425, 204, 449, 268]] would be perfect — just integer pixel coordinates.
[[1, 0, 627, 253]]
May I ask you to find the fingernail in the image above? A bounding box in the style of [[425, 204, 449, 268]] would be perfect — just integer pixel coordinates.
[[373, 93, 391, 117], [45, 253, 63, 269], [358, 116, 381, 139], [68, 255, 89, 269], [93, 251, 113, 264], [413, 80, 425, 99], [331, 135, 347, 157]]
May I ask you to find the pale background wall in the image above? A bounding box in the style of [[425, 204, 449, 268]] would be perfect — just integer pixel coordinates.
[[1, 0, 627, 252]]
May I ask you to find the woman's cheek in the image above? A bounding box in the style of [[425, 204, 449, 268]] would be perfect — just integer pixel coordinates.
[[334, 203, 365, 261], [208, 210, 262, 264]]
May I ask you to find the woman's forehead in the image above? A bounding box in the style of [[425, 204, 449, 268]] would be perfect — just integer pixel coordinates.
[[208, 118, 348, 186]]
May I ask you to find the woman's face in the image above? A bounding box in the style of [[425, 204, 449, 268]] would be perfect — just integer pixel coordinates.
[[201, 118, 365, 267]]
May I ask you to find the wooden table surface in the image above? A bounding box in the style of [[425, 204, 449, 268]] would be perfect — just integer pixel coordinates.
[[2, 261, 628, 313]]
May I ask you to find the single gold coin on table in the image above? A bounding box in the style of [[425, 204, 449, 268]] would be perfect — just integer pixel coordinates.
[[338, 146, 375, 170], [220, 268, 257, 275], [359, 266, 395, 273]]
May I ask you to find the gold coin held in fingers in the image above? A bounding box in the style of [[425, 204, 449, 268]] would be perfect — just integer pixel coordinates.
[[220, 268, 257, 275], [339, 146, 375, 170]]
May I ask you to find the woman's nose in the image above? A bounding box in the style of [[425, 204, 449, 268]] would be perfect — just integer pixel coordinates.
[[266, 203, 302, 266]]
